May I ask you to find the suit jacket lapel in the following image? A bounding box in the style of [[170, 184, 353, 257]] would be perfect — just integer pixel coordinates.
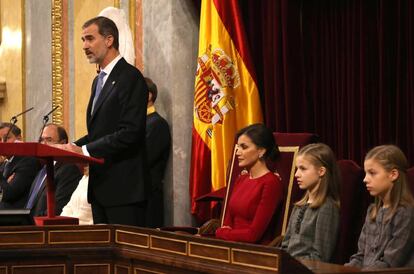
[[2, 157, 17, 178], [33, 162, 61, 206], [90, 76, 116, 117], [87, 77, 98, 126], [88, 58, 126, 123]]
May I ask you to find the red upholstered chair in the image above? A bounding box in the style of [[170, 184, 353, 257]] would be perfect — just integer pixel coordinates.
[[334, 160, 372, 264], [407, 167, 414, 196], [212, 132, 318, 239]]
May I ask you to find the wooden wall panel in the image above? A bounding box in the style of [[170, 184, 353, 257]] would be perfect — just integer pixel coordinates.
[[0, 225, 406, 273], [115, 264, 130, 274], [74, 264, 110, 274], [12, 265, 65, 274]]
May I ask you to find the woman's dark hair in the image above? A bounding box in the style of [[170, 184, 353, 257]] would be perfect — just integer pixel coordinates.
[[236, 123, 280, 161]]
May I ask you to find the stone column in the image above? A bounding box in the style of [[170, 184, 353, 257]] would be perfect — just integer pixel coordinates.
[[25, 0, 53, 141], [142, 0, 199, 226]]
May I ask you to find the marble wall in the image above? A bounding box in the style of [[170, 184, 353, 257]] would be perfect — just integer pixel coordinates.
[[25, 0, 52, 142], [142, 0, 199, 226]]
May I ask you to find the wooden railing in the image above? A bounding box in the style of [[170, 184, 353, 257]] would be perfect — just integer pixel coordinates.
[[0, 225, 411, 273]]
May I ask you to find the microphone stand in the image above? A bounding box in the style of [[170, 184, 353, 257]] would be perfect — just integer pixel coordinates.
[[3, 107, 34, 142], [38, 106, 60, 143]]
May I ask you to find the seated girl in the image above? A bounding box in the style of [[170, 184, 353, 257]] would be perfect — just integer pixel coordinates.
[[346, 145, 414, 268], [215, 123, 283, 244], [281, 143, 340, 262]]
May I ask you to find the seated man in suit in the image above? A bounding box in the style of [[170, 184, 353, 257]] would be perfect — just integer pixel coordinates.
[[26, 124, 82, 216], [144, 77, 171, 228], [0, 122, 41, 209]]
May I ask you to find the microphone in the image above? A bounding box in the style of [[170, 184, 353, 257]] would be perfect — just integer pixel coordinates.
[[3, 107, 34, 142], [38, 106, 60, 143], [43, 106, 59, 121]]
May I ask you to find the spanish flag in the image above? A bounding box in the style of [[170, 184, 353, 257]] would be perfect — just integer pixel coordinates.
[[190, 0, 263, 222]]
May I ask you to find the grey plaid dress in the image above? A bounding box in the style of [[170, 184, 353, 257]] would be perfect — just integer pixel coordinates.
[[281, 197, 340, 262], [346, 204, 414, 269]]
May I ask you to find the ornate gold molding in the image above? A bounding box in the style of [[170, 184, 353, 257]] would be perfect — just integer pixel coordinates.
[[129, 0, 136, 47], [0, 81, 6, 101], [0, 0, 2, 45], [51, 0, 64, 125]]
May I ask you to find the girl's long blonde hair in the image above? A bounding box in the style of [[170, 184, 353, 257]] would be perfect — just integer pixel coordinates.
[[295, 143, 340, 208], [365, 145, 414, 221]]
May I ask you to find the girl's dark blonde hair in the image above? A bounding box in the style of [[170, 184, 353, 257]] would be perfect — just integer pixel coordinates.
[[295, 143, 340, 208], [365, 145, 414, 222]]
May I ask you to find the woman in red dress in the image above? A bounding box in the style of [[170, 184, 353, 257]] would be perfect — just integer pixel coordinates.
[[215, 123, 283, 244]]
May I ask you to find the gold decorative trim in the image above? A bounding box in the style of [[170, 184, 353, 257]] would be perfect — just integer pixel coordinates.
[[279, 146, 300, 235], [114, 0, 120, 8], [115, 229, 149, 248], [221, 146, 237, 226], [129, 0, 136, 49], [48, 229, 111, 244], [21, 0, 26, 134], [134, 267, 165, 274], [51, 0, 64, 125], [0, 1, 2, 44], [12, 264, 66, 274], [0, 231, 45, 245], [74, 264, 110, 274], [150, 235, 187, 256], [188, 242, 230, 263], [115, 264, 130, 274], [231, 248, 279, 272]]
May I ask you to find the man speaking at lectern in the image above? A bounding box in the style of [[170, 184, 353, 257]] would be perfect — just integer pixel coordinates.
[[60, 16, 149, 226]]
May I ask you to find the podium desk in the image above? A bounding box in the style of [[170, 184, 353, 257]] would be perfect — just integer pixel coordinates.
[[0, 225, 412, 273], [0, 142, 103, 225]]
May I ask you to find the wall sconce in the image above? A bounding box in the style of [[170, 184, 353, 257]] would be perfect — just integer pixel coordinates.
[[0, 81, 6, 102]]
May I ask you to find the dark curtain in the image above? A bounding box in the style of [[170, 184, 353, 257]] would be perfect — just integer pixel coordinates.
[[238, 0, 414, 165]]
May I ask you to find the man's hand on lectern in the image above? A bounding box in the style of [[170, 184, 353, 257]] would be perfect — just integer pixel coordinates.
[[53, 143, 84, 155]]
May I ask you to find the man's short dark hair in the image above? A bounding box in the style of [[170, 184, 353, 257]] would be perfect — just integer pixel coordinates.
[[83, 16, 119, 50], [0, 122, 21, 137], [45, 123, 68, 144], [145, 77, 158, 103]]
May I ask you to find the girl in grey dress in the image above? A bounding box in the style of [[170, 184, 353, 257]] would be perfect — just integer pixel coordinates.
[[281, 143, 340, 262], [346, 145, 414, 269]]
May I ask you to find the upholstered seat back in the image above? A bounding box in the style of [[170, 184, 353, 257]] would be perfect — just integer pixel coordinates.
[[220, 132, 318, 238], [334, 159, 372, 263], [407, 167, 414, 196]]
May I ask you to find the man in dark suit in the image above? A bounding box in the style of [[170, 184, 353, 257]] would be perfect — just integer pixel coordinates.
[[144, 77, 171, 228], [60, 16, 149, 226], [26, 124, 82, 216], [0, 123, 41, 209]]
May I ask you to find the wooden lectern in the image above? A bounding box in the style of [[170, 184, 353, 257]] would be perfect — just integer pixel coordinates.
[[0, 142, 103, 225]]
